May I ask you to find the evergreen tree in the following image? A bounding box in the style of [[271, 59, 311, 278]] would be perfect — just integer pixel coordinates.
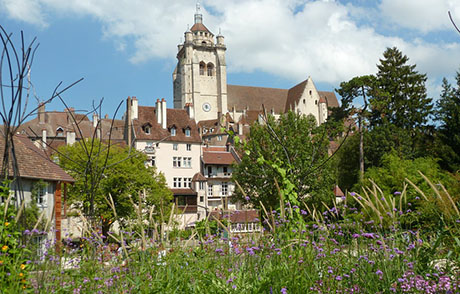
[[436, 76, 460, 172], [369, 47, 433, 158]]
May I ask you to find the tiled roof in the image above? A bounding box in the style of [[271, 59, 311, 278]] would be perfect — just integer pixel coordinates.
[[210, 210, 259, 223], [202, 151, 236, 165], [134, 106, 201, 143], [192, 172, 207, 182], [170, 188, 197, 196], [318, 91, 339, 108], [0, 135, 75, 182], [230, 210, 259, 223], [333, 185, 344, 197], [285, 79, 308, 112], [190, 23, 212, 34], [227, 85, 288, 113], [238, 110, 263, 125]]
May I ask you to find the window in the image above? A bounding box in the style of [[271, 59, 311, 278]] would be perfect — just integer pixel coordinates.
[[186, 144, 191, 151], [37, 184, 47, 206], [173, 177, 182, 188], [199, 182, 205, 190], [173, 144, 178, 151], [221, 182, 228, 196], [303, 99, 306, 104], [309, 90, 312, 95], [171, 127, 176, 136], [185, 128, 191, 137], [176, 196, 186, 206], [199, 62, 206, 75], [184, 178, 192, 188], [217, 135, 222, 141], [208, 185, 213, 196], [56, 127, 64, 137], [200, 196, 204, 202], [183, 157, 192, 168], [150, 156, 156, 166], [207, 63, 214, 76], [315, 100, 318, 105], [173, 157, 181, 167], [207, 166, 212, 176], [223, 167, 228, 175]]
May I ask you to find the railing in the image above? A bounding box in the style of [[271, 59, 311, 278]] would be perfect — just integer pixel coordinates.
[[178, 205, 197, 213]]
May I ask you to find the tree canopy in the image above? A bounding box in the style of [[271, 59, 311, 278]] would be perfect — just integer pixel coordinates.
[[232, 111, 335, 210], [57, 139, 172, 234]]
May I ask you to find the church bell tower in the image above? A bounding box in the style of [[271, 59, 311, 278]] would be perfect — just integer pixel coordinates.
[[173, 3, 228, 122]]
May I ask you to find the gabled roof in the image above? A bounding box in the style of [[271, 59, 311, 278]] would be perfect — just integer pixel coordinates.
[[192, 172, 207, 182], [227, 85, 288, 113], [333, 185, 344, 197], [202, 150, 237, 165], [134, 106, 201, 143], [318, 91, 339, 108], [210, 210, 259, 223], [285, 79, 308, 112], [0, 135, 74, 182]]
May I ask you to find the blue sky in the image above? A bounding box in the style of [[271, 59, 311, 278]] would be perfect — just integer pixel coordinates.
[[1, 0, 460, 118]]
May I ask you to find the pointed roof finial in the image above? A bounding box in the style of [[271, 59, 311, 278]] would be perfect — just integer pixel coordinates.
[[194, 1, 203, 24]]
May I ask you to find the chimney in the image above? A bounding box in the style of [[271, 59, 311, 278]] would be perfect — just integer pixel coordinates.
[[226, 142, 230, 152], [38, 102, 45, 123], [66, 107, 75, 124], [92, 113, 98, 128], [186, 103, 194, 119], [161, 98, 167, 129], [104, 114, 108, 119], [232, 106, 236, 121], [237, 123, 243, 135], [131, 96, 138, 119], [42, 129, 47, 149], [156, 99, 162, 125], [66, 131, 75, 145]]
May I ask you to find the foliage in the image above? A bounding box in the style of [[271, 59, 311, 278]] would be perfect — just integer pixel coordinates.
[[435, 76, 460, 172], [0, 183, 31, 292], [232, 111, 336, 211], [57, 139, 172, 234]]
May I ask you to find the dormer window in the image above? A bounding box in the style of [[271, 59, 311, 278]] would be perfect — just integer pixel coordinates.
[[185, 128, 191, 137], [142, 123, 152, 135], [171, 127, 176, 136], [56, 127, 64, 137]]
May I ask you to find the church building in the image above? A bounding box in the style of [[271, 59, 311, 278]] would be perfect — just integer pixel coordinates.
[[173, 3, 338, 127]]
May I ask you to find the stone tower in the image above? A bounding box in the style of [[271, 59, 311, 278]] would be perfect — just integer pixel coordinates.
[[173, 3, 228, 122]]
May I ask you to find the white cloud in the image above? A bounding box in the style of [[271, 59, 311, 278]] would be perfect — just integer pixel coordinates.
[[0, 0, 48, 28], [1, 0, 460, 90], [379, 0, 460, 33]]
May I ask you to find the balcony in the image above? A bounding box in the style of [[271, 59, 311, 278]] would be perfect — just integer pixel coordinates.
[[144, 146, 155, 153], [178, 205, 197, 213]]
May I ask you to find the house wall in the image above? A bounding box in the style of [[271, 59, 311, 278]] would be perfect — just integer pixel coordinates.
[[294, 79, 321, 125], [135, 140, 201, 189]]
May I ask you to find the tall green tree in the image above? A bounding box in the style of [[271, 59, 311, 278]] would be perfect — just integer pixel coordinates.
[[232, 112, 335, 210], [436, 76, 460, 172], [370, 47, 433, 131], [57, 139, 172, 235]]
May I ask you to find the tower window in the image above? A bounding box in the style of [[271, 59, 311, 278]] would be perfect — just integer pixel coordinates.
[[207, 63, 214, 76], [303, 99, 306, 104], [309, 90, 312, 95], [171, 127, 176, 136], [199, 62, 206, 75]]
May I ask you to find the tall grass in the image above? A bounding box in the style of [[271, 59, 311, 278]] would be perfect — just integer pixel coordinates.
[[1, 175, 459, 293]]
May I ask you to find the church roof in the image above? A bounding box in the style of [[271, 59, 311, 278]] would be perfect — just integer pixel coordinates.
[[190, 23, 212, 34], [285, 79, 308, 111], [318, 91, 339, 108], [227, 85, 288, 113]]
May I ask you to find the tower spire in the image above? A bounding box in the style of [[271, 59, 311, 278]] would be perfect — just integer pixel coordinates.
[[195, 1, 203, 24]]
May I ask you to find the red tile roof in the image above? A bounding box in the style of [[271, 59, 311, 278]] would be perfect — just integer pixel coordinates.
[[333, 185, 344, 197], [190, 23, 212, 34], [202, 151, 236, 165], [134, 106, 201, 143], [227, 85, 288, 113], [0, 135, 75, 182], [210, 210, 259, 223], [170, 188, 197, 196]]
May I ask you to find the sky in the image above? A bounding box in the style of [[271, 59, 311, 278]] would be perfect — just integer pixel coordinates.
[[1, 0, 460, 118]]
